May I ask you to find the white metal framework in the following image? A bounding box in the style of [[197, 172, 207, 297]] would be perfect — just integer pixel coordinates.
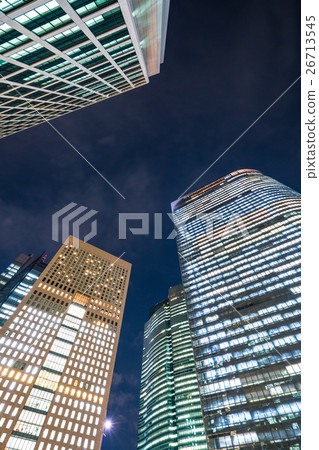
[[0, 0, 169, 138]]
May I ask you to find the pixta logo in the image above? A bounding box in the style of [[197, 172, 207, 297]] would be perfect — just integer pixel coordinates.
[[52, 202, 98, 248], [118, 212, 249, 241]]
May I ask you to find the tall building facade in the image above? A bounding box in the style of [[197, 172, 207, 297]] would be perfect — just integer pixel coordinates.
[[138, 285, 207, 450], [172, 169, 301, 449], [0, 236, 131, 450], [0, 253, 47, 328], [0, 0, 170, 137]]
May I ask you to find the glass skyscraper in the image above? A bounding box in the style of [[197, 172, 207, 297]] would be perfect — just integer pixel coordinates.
[[0, 236, 131, 450], [0, 253, 47, 328], [171, 169, 301, 449], [0, 0, 170, 137], [137, 285, 207, 450]]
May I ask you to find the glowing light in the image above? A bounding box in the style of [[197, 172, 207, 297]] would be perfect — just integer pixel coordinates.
[[104, 419, 112, 430]]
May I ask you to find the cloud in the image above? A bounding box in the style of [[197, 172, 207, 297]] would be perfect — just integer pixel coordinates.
[[109, 390, 135, 408], [111, 372, 124, 389], [111, 372, 140, 390]]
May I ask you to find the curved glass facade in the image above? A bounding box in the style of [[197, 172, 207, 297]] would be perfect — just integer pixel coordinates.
[[172, 170, 301, 449], [137, 285, 207, 449]]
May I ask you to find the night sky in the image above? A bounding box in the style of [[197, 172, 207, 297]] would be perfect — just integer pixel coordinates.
[[0, 0, 300, 449]]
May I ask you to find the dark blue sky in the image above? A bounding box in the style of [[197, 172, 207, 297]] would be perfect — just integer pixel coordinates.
[[0, 0, 300, 449]]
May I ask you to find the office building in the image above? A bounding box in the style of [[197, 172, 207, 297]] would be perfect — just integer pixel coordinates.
[[0, 0, 170, 137], [171, 169, 301, 449], [0, 253, 47, 328], [0, 236, 131, 450], [137, 285, 207, 450]]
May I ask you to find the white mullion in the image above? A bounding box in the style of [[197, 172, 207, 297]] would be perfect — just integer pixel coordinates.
[[56, 0, 134, 88], [113, 49, 136, 62], [11, 108, 74, 121], [0, 106, 71, 116], [0, 91, 80, 109], [1, 116, 51, 134], [107, 41, 134, 58], [0, 95, 103, 137], [2, 108, 73, 119], [0, 88, 85, 109], [2, 107, 73, 124], [117, 0, 149, 82], [87, 54, 141, 79], [37, 23, 127, 79], [64, 48, 140, 85], [77, 45, 135, 68], [0, 103, 70, 113], [1, 54, 107, 99], [7, 2, 117, 23], [0, 78, 89, 107], [0, 11, 120, 94], [70, 56, 111, 74], [0, 99, 80, 120], [1, 71, 94, 105], [5, 24, 128, 92], [3, 18, 125, 59], [7, 0, 50, 19]]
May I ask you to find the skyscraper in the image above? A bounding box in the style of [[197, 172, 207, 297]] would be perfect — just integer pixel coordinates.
[[0, 0, 170, 138], [0, 236, 131, 450], [0, 253, 47, 328], [137, 285, 207, 450], [171, 169, 301, 449]]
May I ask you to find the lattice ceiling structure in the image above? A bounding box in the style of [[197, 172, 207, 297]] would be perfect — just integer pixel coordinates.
[[0, 0, 169, 137]]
